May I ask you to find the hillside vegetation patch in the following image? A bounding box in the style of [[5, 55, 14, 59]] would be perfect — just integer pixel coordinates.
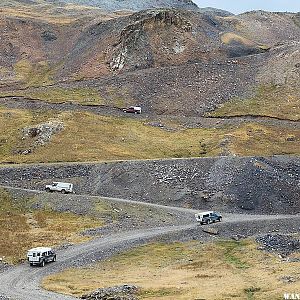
[[228, 123, 300, 156], [0, 108, 299, 163], [14, 60, 51, 87], [43, 240, 300, 299], [208, 85, 300, 121], [0, 189, 102, 264], [221, 32, 256, 47], [0, 87, 104, 105], [0, 3, 85, 24]]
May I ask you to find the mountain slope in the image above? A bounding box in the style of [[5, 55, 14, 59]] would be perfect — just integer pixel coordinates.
[[49, 0, 199, 11], [0, 1, 298, 163]]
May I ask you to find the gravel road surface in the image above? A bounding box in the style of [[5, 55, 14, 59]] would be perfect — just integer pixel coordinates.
[[0, 187, 300, 300], [0, 224, 197, 300]]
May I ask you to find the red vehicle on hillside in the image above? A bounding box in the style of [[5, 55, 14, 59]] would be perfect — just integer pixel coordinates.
[[123, 106, 142, 114]]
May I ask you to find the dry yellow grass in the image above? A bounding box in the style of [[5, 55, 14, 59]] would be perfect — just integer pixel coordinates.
[[42, 240, 300, 299], [0, 108, 299, 163], [228, 123, 300, 156], [221, 32, 256, 46], [0, 2, 123, 25], [0, 6, 77, 25], [0, 189, 103, 264], [13, 59, 60, 87], [0, 86, 104, 104], [208, 85, 300, 121], [0, 107, 56, 158]]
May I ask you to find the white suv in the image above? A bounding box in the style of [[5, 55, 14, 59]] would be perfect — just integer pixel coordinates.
[[45, 182, 73, 193], [27, 247, 56, 267]]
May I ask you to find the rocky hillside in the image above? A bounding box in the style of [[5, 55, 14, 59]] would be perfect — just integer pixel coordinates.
[[0, 1, 298, 163], [1, 156, 299, 214], [50, 0, 199, 11], [0, 1, 299, 117]]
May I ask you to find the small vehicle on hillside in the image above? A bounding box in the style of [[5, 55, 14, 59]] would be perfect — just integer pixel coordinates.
[[123, 106, 142, 114], [195, 211, 222, 225], [45, 182, 73, 194], [27, 247, 56, 267]]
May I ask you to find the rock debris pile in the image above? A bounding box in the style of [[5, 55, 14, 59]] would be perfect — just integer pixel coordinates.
[[81, 285, 139, 300], [22, 120, 64, 146], [19, 120, 64, 155], [256, 234, 300, 257]]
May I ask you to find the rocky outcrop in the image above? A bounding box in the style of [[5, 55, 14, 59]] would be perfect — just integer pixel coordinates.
[[81, 285, 139, 300], [110, 9, 192, 71], [22, 120, 64, 146], [18, 120, 64, 154]]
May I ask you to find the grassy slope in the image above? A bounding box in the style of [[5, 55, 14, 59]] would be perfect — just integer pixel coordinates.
[[0, 189, 103, 263], [0, 1, 86, 24], [42, 240, 300, 299], [208, 85, 300, 121], [0, 107, 299, 163], [0, 87, 105, 105]]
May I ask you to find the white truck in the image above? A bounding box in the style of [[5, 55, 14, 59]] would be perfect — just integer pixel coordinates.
[[45, 182, 73, 193], [27, 247, 56, 267]]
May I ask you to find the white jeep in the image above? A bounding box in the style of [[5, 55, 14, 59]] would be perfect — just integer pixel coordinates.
[[27, 247, 56, 267], [45, 182, 73, 193], [195, 211, 222, 225]]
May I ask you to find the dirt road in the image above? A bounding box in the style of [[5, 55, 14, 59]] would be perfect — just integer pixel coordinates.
[[0, 224, 196, 300], [1, 96, 299, 129], [0, 187, 300, 300]]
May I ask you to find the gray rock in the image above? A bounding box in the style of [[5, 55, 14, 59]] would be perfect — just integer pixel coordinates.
[[81, 285, 139, 300], [256, 234, 300, 257], [202, 227, 219, 235]]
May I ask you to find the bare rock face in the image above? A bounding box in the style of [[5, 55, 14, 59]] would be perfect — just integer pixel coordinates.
[[110, 9, 192, 71], [81, 285, 139, 300]]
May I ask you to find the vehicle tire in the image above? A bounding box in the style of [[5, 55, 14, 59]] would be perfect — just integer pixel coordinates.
[[219, 217, 222, 222], [61, 189, 66, 194], [40, 260, 45, 267], [206, 220, 209, 225], [46, 188, 50, 192], [52, 256, 56, 262], [29, 263, 33, 266]]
